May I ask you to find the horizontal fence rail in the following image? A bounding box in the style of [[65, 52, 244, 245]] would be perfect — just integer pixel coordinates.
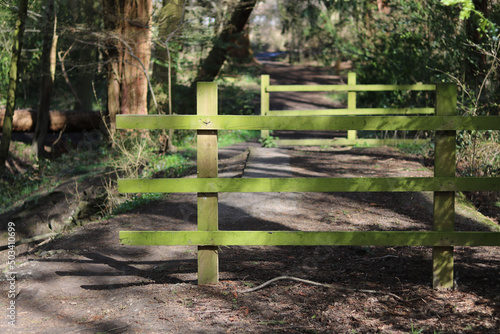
[[266, 84, 436, 92], [267, 108, 436, 116], [260, 73, 441, 146], [117, 81, 500, 289], [116, 115, 500, 131], [118, 177, 500, 194], [119, 231, 500, 247]]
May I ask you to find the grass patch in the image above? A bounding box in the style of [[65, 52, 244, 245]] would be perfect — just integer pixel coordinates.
[[396, 141, 433, 156], [0, 141, 109, 214], [110, 193, 165, 217], [218, 130, 259, 147], [2, 66, 262, 217], [326, 91, 347, 105]]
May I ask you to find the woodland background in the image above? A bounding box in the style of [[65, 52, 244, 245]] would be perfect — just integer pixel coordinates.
[[0, 0, 499, 221]]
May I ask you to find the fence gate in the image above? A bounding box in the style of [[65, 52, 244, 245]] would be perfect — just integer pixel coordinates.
[[261, 72, 435, 146], [117, 81, 500, 289]]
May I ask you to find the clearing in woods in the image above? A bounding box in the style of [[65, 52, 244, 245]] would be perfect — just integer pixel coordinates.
[[0, 61, 499, 333]]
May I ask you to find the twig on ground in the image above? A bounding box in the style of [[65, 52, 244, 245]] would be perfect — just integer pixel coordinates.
[[238, 276, 402, 300], [0, 232, 57, 251], [372, 255, 399, 260]]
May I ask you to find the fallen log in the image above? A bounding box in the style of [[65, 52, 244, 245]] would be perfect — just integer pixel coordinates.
[[0, 109, 104, 132]]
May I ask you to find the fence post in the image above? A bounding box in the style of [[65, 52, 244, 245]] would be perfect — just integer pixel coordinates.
[[197, 82, 219, 285], [261, 74, 270, 139], [347, 72, 357, 142], [433, 83, 457, 289]]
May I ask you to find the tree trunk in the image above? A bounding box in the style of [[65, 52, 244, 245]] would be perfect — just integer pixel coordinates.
[[102, 0, 153, 134], [0, 0, 29, 176], [72, 1, 99, 112], [0, 109, 103, 132], [32, 0, 57, 158], [228, 27, 255, 63], [194, 0, 258, 83], [465, 0, 489, 85], [73, 47, 97, 111], [153, 0, 185, 152], [153, 0, 184, 85], [121, 0, 152, 115]]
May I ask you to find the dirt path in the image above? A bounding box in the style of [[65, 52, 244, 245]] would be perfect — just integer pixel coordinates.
[[260, 61, 347, 140], [1, 63, 499, 334], [261, 61, 346, 111]]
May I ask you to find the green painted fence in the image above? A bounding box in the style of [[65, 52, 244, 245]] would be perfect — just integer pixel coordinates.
[[117, 81, 500, 289], [260, 72, 438, 146]]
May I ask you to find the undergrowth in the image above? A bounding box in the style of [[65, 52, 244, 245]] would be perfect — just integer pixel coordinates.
[[0, 139, 109, 214], [456, 130, 500, 218], [396, 141, 434, 158], [103, 128, 259, 217], [0, 127, 259, 219], [396, 134, 500, 220], [1, 67, 261, 218]]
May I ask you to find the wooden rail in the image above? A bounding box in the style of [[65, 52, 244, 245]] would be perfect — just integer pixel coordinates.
[[117, 81, 500, 289], [117, 115, 498, 131], [260, 72, 439, 146]]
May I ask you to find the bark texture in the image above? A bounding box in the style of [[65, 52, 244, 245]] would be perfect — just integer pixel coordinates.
[[32, 0, 57, 157], [0, 0, 29, 175], [194, 0, 258, 83], [103, 0, 153, 133], [0, 109, 103, 132]]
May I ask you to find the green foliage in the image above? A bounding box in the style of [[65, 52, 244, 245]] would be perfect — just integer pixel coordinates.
[[109, 131, 195, 180], [218, 81, 258, 115], [259, 136, 279, 148], [441, 0, 498, 35], [0, 138, 108, 214], [441, 0, 475, 19], [457, 130, 500, 177], [354, 1, 460, 88], [314, 0, 500, 192], [150, 151, 195, 178], [409, 323, 427, 334], [110, 193, 165, 217], [0, 31, 12, 101], [397, 141, 434, 157], [218, 130, 259, 147], [102, 127, 256, 216]]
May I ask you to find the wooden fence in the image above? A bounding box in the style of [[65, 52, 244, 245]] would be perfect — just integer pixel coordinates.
[[261, 72, 435, 146], [117, 81, 500, 289]]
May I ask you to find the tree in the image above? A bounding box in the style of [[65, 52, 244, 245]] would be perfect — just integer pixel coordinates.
[[153, 0, 186, 151], [278, 0, 314, 64], [0, 0, 29, 176], [154, 0, 185, 86], [194, 0, 258, 83], [102, 0, 153, 134], [65, 0, 101, 112], [442, 0, 496, 85], [31, 0, 58, 158]]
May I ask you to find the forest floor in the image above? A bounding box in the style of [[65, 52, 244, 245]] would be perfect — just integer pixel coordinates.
[[1, 61, 500, 333]]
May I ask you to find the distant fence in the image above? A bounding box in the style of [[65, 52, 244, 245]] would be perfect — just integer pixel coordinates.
[[117, 81, 500, 289], [261, 72, 435, 146]]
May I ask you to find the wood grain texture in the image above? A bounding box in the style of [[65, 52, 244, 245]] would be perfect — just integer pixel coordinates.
[[433, 82, 458, 289], [268, 108, 435, 116], [120, 231, 500, 247], [260, 74, 270, 139], [116, 115, 500, 131], [266, 84, 436, 92], [118, 177, 500, 194], [196, 82, 219, 285]]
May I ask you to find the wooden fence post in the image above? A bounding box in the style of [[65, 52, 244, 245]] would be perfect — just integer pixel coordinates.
[[347, 72, 357, 142], [197, 82, 219, 285], [433, 83, 457, 289], [261, 74, 270, 139]]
